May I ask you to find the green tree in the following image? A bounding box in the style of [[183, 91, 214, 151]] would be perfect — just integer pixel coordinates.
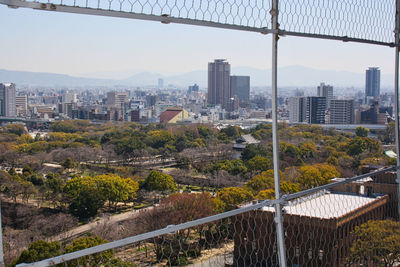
[[215, 187, 253, 211], [246, 156, 271, 173], [62, 157, 75, 169], [355, 126, 369, 137], [65, 236, 113, 267], [64, 176, 107, 219], [241, 144, 269, 162], [212, 159, 247, 175], [96, 174, 139, 209], [145, 130, 176, 149], [144, 170, 177, 193], [6, 123, 25, 136], [347, 220, 400, 267], [12, 240, 61, 266], [245, 170, 275, 194], [297, 164, 339, 189]]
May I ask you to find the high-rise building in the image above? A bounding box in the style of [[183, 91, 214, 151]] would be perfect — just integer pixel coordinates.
[[317, 83, 333, 107], [288, 97, 306, 123], [230, 76, 250, 105], [16, 95, 28, 117], [208, 59, 231, 108], [365, 67, 381, 99], [328, 99, 354, 124], [62, 91, 77, 103], [288, 96, 326, 124], [158, 78, 164, 89], [307, 97, 327, 124], [188, 84, 199, 95], [0, 83, 16, 117]]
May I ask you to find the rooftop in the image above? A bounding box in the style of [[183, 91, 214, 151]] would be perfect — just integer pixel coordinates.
[[261, 191, 385, 219]]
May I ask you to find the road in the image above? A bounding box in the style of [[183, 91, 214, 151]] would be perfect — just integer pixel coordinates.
[[48, 206, 154, 242]]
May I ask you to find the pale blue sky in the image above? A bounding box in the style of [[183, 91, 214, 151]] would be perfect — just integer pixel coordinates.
[[0, 4, 395, 78]]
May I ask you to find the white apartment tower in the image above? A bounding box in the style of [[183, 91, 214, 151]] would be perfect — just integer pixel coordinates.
[[0, 83, 16, 117]]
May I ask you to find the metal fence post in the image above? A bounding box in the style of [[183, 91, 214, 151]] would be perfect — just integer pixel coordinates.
[[0, 199, 4, 267], [270, 0, 287, 266], [395, 0, 400, 220]]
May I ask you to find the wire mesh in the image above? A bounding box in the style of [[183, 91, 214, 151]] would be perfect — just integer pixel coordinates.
[[279, 0, 396, 44], [13, 167, 397, 267], [26, 0, 272, 30], [0, 0, 397, 45], [16, 201, 277, 267]]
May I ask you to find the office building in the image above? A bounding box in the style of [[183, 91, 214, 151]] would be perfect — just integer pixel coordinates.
[[328, 99, 354, 124], [365, 67, 380, 99], [187, 84, 199, 95], [15, 95, 28, 117], [317, 83, 333, 107], [230, 76, 250, 105], [107, 92, 129, 108], [0, 83, 16, 117], [208, 59, 231, 108]]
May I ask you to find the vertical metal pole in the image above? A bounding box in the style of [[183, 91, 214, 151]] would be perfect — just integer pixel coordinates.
[[0, 199, 4, 267], [270, 0, 287, 266], [395, 0, 400, 220]]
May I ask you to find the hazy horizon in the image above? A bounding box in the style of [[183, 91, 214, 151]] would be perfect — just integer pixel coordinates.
[[0, 5, 395, 79]]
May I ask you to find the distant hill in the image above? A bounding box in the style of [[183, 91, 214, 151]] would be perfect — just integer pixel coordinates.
[[0, 66, 394, 88]]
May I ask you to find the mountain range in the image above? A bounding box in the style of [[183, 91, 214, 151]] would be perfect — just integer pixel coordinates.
[[0, 66, 394, 88]]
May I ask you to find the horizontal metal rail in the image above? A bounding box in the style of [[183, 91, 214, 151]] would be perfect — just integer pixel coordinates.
[[280, 30, 396, 48], [0, 0, 272, 35], [0, 0, 397, 47], [16, 166, 396, 267]]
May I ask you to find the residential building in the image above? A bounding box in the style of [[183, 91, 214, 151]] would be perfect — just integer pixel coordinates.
[[208, 59, 231, 108], [328, 99, 354, 124], [230, 76, 250, 106], [0, 83, 16, 117], [365, 67, 381, 99], [288, 97, 306, 123], [15, 95, 28, 117], [317, 82, 333, 107], [159, 108, 189, 123], [306, 96, 327, 124], [289, 96, 326, 124]]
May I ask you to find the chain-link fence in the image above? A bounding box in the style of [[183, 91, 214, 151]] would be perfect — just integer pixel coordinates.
[[14, 166, 397, 267], [2, 0, 400, 266], [0, 0, 396, 45]]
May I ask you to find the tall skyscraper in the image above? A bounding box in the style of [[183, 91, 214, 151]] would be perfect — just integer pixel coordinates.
[[208, 59, 231, 108], [0, 83, 16, 117], [230, 76, 250, 105], [158, 78, 164, 89], [328, 99, 354, 124], [365, 67, 381, 99], [317, 82, 333, 107]]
